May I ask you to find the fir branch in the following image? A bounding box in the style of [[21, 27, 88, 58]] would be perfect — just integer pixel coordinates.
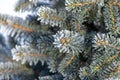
[[14, 0, 37, 12], [111, 1, 120, 6], [53, 30, 84, 55], [65, 54, 75, 68], [58, 53, 80, 78], [66, 1, 94, 7], [65, 0, 95, 12], [103, 1, 120, 36], [91, 53, 119, 74], [108, 2, 115, 27], [11, 45, 49, 65], [96, 59, 120, 79], [37, 6, 66, 27], [0, 61, 33, 80], [103, 65, 120, 79], [92, 33, 120, 53], [0, 14, 33, 32], [38, 73, 63, 80], [79, 52, 120, 80], [0, 18, 33, 32], [0, 24, 35, 46], [0, 14, 44, 32]]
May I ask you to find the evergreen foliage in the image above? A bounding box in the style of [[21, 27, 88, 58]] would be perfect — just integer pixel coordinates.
[[0, 0, 120, 80]]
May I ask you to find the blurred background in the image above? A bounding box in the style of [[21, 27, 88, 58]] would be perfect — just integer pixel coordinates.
[[0, 0, 29, 18]]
